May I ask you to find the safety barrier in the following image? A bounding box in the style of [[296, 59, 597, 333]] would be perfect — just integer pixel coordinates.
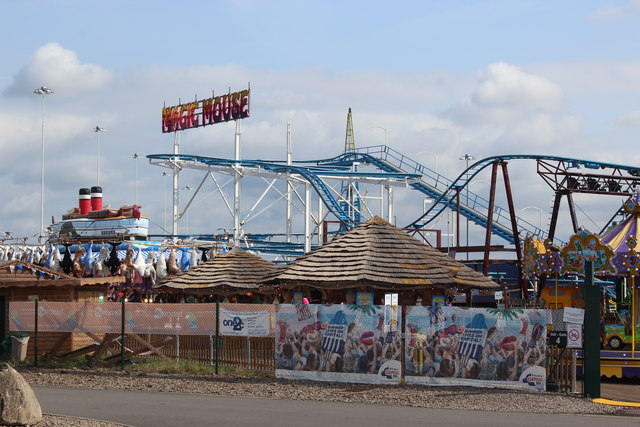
[[10, 302, 565, 391]]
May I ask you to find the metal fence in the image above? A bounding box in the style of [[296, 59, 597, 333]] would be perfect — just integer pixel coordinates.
[[9, 302, 577, 392], [9, 301, 276, 372]]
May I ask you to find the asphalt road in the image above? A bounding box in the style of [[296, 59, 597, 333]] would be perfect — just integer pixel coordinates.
[[33, 386, 640, 427]]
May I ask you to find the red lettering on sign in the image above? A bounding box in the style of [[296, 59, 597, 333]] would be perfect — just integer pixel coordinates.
[[162, 89, 250, 133]]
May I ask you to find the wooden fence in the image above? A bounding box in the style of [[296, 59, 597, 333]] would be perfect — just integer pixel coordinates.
[[546, 346, 577, 393], [115, 334, 275, 372]]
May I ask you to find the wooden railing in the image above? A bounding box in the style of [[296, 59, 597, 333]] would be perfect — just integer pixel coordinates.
[[115, 334, 275, 372]]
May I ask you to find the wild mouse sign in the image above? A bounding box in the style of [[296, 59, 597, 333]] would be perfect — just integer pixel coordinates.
[[162, 87, 250, 133]]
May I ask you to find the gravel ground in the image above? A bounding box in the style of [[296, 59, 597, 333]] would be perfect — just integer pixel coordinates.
[[16, 367, 633, 426]]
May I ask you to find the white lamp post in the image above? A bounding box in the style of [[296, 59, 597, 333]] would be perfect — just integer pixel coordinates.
[[33, 86, 53, 242], [91, 126, 107, 185], [132, 153, 141, 205], [368, 126, 388, 145], [417, 151, 438, 174], [459, 154, 474, 259], [521, 206, 544, 230]]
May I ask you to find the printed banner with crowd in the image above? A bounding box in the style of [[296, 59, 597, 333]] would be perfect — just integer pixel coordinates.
[[275, 304, 402, 384], [405, 306, 548, 392]]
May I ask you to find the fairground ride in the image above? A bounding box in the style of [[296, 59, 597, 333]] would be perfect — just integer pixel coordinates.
[[147, 139, 640, 292]]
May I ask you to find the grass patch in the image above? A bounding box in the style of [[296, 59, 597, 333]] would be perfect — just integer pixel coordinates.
[[130, 357, 217, 375], [25, 354, 273, 377]]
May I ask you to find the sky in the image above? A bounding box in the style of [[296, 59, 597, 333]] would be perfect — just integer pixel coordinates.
[[1, 0, 640, 251]]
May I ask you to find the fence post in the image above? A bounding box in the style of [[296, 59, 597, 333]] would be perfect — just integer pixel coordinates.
[[209, 335, 214, 366], [246, 337, 251, 369], [215, 301, 219, 375], [121, 296, 125, 370], [176, 335, 180, 360], [571, 349, 577, 393], [34, 299, 38, 367]]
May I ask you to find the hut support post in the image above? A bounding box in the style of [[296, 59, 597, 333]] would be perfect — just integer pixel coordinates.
[[482, 163, 499, 275]]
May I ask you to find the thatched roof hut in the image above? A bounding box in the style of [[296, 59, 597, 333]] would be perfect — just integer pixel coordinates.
[[270, 217, 499, 292], [155, 247, 280, 296]]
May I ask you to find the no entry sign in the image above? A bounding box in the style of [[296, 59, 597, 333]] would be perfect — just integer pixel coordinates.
[[566, 323, 583, 349]]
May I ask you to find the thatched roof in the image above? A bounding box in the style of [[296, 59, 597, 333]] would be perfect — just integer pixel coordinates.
[[270, 217, 499, 290], [155, 247, 280, 295]]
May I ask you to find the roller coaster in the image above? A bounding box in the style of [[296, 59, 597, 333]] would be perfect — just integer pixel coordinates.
[[147, 144, 640, 266]]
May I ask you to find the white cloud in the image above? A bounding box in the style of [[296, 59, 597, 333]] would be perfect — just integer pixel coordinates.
[[616, 111, 640, 128], [493, 114, 584, 153], [473, 63, 563, 111], [4, 43, 114, 97], [589, 0, 640, 21], [448, 63, 564, 126]]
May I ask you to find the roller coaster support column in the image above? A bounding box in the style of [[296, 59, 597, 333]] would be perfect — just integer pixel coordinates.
[[305, 182, 312, 253], [172, 131, 181, 236], [286, 123, 293, 244], [500, 161, 526, 298], [548, 191, 579, 243], [583, 260, 601, 398], [386, 185, 394, 224], [318, 196, 324, 246], [456, 187, 461, 249], [234, 120, 242, 240], [483, 163, 499, 276]]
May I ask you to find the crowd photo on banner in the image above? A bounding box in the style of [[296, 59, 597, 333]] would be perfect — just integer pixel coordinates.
[[275, 304, 402, 384], [405, 306, 548, 392]]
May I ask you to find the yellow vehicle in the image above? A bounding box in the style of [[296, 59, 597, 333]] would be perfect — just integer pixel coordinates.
[[540, 287, 584, 309], [603, 311, 640, 350]]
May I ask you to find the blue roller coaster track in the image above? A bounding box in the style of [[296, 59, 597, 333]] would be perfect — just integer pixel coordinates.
[[147, 153, 420, 229], [149, 146, 640, 248]]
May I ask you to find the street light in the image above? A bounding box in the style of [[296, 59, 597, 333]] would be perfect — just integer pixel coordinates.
[[132, 153, 141, 205], [521, 206, 544, 230], [33, 86, 54, 242], [417, 151, 438, 174], [459, 154, 474, 259], [161, 171, 169, 232], [91, 126, 107, 185], [368, 126, 388, 145]]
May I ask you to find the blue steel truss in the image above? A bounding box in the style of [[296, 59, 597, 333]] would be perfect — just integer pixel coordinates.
[[148, 147, 640, 248], [147, 153, 419, 230]]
